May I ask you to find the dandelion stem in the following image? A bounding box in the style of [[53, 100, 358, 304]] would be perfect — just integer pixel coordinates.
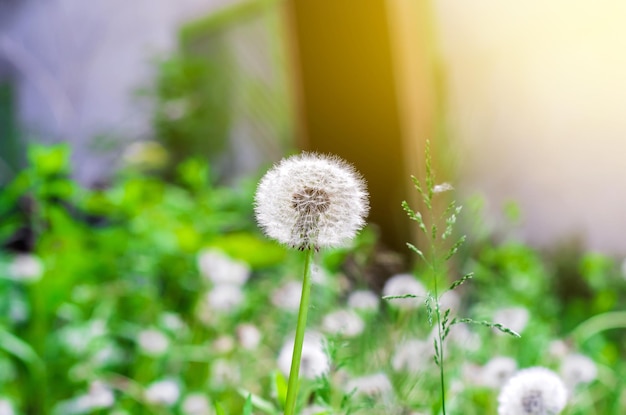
[[284, 248, 314, 415]]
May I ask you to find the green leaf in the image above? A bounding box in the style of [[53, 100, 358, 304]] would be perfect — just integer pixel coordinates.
[[242, 394, 253, 415], [382, 294, 418, 301], [214, 401, 227, 415], [238, 389, 277, 415], [406, 242, 427, 263], [273, 370, 288, 410]]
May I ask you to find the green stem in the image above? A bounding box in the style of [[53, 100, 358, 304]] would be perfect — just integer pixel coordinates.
[[284, 248, 314, 415]]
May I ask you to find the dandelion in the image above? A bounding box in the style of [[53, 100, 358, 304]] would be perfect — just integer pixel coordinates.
[[347, 289, 380, 312], [181, 394, 212, 415], [277, 331, 330, 380], [478, 356, 518, 389], [382, 274, 427, 309], [0, 399, 15, 415], [345, 372, 394, 401], [144, 379, 180, 406], [322, 309, 365, 337], [255, 153, 368, 415], [391, 338, 430, 373], [205, 284, 244, 313], [254, 152, 369, 251], [181, 393, 213, 415], [137, 329, 170, 357], [493, 307, 530, 336], [271, 280, 303, 311], [197, 249, 250, 286], [559, 353, 597, 390], [498, 367, 567, 415], [8, 253, 44, 283], [236, 323, 262, 350]]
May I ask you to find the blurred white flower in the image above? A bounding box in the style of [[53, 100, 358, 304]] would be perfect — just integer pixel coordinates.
[[210, 358, 241, 386], [181, 393, 213, 415], [212, 336, 235, 354], [433, 182, 454, 194], [322, 309, 365, 337], [345, 372, 394, 401], [439, 290, 461, 314], [272, 280, 303, 311], [8, 254, 44, 282], [206, 285, 244, 313], [301, 404, 332, 415], [278, 331, 329, 379], [197, 249, 250, 286], [559, 353, 597, 390], [478, 356, 518, 389], [236, 324, 262, 350], [382, 274, 427, 309], [254, 153, 369, 251], [161, 312, 186, 332], [493, 307, 530, 336], [145, 379, 180, 406], [548, 340, 570, 360], [447, 323, 481, 352], [0, 399, 15, 415], [83, 381, 115, 409], [161, 98, 187, 121], [391, 338, 430, 373], [137, 329, 170, 357], [347, 289, 380, 312], [498, 367, 567, 415]]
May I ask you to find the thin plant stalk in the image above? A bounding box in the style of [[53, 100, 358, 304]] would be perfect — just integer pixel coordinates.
[[431, 245, 446, 415], [284, 248, 314, 415]]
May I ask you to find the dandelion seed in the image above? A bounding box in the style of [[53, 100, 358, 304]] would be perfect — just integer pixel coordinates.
[[254, 153, 369, 251], [382, 274, 427, 309], [277, 332, 330, 379], [559, 353, 597, 390], [498, 367, 567, 415]]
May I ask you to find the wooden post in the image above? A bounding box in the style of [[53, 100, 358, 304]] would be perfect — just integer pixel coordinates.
[[284, 0, 437, 254]]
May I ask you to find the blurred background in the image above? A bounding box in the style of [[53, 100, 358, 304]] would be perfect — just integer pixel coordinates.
[[3, 0, 626, 254], [2, 1, 626, 414]]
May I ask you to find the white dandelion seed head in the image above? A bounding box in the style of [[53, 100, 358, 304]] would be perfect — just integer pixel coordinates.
[[8, 254, 44, 283], [236, 323, 262, 350], [0, 399, 14, 415], [494, 306, 530, 336], [144, 379, 180, 406], [498, 367, 567, 415], [382, 274, 426, 309], [478, 356, 518, 389], [206, 284, 244, 313], [345, 372, 394, 401], [559, 353, 597, 390], [137, 329, 170, 357], [197, 249, 250, 286], [347, 289, 380, 312], [322, 309, 365, 337], [181, 393, 213, 415], [254, 153, 369, 251], [277, 331, 330, 379], [210, 358, 241, 386], [391, 338, 430, 373], [271, 280, 303, 311]]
